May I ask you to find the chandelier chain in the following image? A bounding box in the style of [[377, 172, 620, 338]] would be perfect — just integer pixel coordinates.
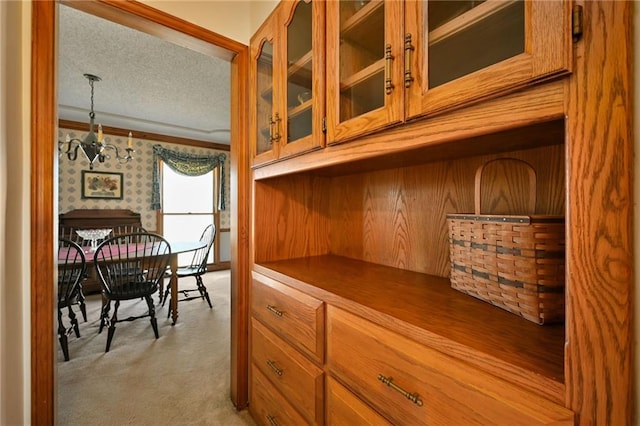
[[89, 77, 95, 119]]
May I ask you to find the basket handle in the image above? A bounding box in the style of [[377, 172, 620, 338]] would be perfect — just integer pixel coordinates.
[[474, 158, 537, 215]]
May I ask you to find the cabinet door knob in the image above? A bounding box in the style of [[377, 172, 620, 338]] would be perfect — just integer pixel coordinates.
[[377, 374, 424, 407]]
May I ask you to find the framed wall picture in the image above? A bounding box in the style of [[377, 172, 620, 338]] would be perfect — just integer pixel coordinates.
[[81, 170, 124, 200]]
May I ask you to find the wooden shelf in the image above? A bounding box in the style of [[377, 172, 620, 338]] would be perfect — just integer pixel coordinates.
[[259, 85, 272, 102], [340, 58, 384, 92], [288, 50, 312, 77], [259, 126, 270, 140], [288, 100, 312, 119], [342, 0, 384, 38], [288, 51, 313, 88], [255, 255, 565, 401], [429, 0, 518, 45]]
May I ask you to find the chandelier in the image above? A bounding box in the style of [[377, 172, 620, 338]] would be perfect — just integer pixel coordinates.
[[58, 73, 135, 170]]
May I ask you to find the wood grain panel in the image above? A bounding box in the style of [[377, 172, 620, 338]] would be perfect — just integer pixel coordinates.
[[329, 173, 364, 259], [254, 174, 331, 262], [564, 1, 633, 423], [325, 144, 565, 277], [475, 158, 538, 215], [326, 376, 391, 425], [327, 306, 574, 425], [530, 0, 573, 76]]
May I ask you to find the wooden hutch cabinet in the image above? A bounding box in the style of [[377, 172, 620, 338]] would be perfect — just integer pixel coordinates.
[[250, 0, 325, 167], [252, 1, 571, 153], [248, 1, 633, 425]]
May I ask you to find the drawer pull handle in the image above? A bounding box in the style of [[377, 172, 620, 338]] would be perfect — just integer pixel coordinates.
[[377, 374, 424, 407], [266, 305, 284, 317], [266, 414, 278, 426], [267, 359, 283, 376]]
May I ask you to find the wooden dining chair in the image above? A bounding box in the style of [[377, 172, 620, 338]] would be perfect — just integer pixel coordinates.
[[57, 238, 87, 361], [58, 226, 92, 320], [162, 224, 216, 313], [93, 232, 171, 352]]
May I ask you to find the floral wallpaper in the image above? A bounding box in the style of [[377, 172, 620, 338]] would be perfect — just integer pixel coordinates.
[[58, 127, 231, 232]]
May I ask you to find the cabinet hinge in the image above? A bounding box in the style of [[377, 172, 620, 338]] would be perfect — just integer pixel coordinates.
[[572, 5, 583, 43], [322, 117, 327, 134]]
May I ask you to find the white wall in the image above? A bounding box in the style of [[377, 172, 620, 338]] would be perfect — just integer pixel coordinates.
[[0, 1, 30, 424], [0, 1, 278, 423]]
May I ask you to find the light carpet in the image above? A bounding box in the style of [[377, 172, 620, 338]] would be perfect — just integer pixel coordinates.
[[57, 270, 255, 426]]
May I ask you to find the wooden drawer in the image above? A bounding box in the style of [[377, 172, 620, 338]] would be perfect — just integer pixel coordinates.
[[327, 306, 574, 425], [252, 274, 324, 362], [326, 376, 391, 426], [252, 319, 323, 424], [250, 364, 309, 426]]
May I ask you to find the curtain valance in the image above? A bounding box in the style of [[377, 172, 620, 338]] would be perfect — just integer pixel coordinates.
[[151, 144, 226, 211]]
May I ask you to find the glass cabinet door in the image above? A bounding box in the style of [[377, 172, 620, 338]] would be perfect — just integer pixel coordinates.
[[279, 0, 325, 158], [326, 0, 404, 144], [428, 1, 524, 88], [251, 21, 280, 165], [257, 40, 276, 156], [405, 0, 571, 119]]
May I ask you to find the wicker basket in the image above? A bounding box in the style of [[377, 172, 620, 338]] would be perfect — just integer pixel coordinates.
[[447, 158, 565, 325]]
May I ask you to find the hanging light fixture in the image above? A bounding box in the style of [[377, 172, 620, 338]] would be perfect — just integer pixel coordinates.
[[58, 73, 135, 170]]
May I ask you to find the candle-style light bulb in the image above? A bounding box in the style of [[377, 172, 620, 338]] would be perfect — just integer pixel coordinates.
[[127, 132, 133, 149], [98, 124, 104, 143]]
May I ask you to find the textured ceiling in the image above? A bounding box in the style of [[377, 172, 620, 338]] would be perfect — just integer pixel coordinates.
[[58, 4, 231, 144]]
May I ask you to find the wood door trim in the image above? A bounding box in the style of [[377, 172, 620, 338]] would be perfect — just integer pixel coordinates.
[[31, 3, 57, 423], [31, 1, 250, 421]]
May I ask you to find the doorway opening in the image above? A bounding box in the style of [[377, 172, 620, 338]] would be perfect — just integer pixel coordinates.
[[31, 2, 250, 422]]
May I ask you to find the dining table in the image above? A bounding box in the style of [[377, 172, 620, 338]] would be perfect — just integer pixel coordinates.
[[164, 240, 206, 325], [59, 239, 206, 325]]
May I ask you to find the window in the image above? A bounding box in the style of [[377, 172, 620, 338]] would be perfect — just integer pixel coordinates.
[[161, 162, 218, 266]]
